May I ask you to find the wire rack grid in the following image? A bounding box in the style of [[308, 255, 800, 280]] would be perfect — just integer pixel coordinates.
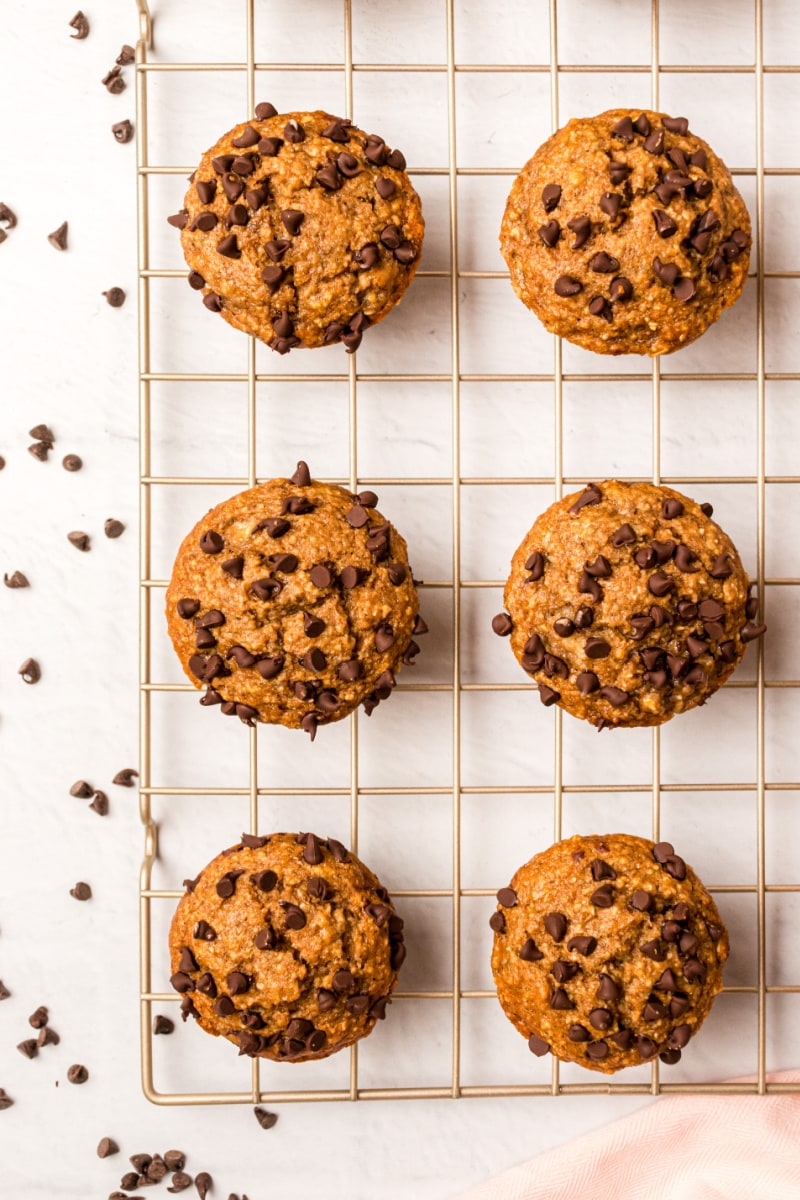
[[136, 0, 800, 1106]]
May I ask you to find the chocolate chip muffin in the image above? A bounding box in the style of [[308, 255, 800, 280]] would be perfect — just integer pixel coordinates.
[[493, 480, 765, 729], [165, 463, 424, 738], [491, 833, 728, 1074], [500, 109, 751, 355], [168, 105, 424, 354], [170, 832, 405, 1062]]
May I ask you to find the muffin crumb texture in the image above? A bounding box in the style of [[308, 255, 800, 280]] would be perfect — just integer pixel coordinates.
[[173, 108, 424, 353], [166, 464, 424, 737], [496, 480, 765, 728], [491, 833, 729, 1073], [500, 109, 751, 355], [169, 833, 405, 1062]]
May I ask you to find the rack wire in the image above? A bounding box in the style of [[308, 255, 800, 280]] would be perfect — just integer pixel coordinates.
[[137, 0, 800, 1104]]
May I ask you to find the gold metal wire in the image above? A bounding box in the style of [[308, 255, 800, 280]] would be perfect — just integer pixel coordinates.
[[137, 0, 800, 1104]]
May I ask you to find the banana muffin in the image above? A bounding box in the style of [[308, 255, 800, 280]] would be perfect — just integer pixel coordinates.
[[170, 832, 405, 1061], [492, 480, 765, 729], [165, 462, 425, 738], [491, 833, 729, 1074], [168, 105, 424, 354], [500, 109, 750, 355]]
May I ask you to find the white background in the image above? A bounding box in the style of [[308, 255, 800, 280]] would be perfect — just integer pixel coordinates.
[[1, 1, 799, 1197]]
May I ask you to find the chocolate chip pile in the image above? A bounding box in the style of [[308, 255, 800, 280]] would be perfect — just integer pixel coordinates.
[[501, 108, 751, 355], [165, 462, 424, 737], [170, 107, 424, 353], [491, 833, 729, 1073], [496, 480, 764, 728], [98, 1140, 264, 1198], [169, 833, 404, 1062]]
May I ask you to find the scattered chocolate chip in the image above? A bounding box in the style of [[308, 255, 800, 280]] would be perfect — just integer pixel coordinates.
[[70, 881, 92, 900], [18, 656, 41, 684], [153, 1015, 174, 1035], [89, 789, 109, 816], [67, 1063, 89, 1084], [99, 519, 125, 543], [102, 66, 125, 94], [69, 10, 89, 38], [47, 221, 69, 252], [112, 119, 134, 145], [4, 570, 29, 588], [554, 274, 582, 296], [111, 767, 138, 789], [17, 1039, 38, 1059], [522, 1033, 550, 1060], [491, 612, 513, 636], [195, 1172, 213, 1199], [253, 1106, 278, 1130]]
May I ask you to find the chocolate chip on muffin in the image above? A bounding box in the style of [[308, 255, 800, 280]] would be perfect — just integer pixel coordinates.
[[169, 833, 404, 1061], [166, 462, 424, 736], [172, 109, 424, 354], [494, 480, 764, 729], [500, 109, 751, 355], [491, 833, 728, 1073]]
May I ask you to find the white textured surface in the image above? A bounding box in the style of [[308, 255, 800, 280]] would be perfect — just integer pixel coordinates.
[[1, 1, 798, 1198]]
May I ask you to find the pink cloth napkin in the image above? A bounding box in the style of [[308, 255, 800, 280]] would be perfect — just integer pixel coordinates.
[[456, 1072, 800, 1200]]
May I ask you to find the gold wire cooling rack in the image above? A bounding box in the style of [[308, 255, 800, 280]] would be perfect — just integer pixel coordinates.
[[136, 0, 800, 1104]]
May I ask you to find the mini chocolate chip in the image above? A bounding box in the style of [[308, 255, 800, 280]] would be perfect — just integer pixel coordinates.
[[673, 275, 696, 302], [600, 192, 622, 219], [537, 219, 560, 247], [591, 858, 616, 881], [575, 671, 599, 696], [568, 1024, 591, 1042], [554, 275, 582, 296], [589, 296, 613, 322], [544, 912, 567, 941], [566, 215, 592, 249], [608, 161, 632, 185], [199, 530, 224, 555], [588, 251, 619, 273], [653, 209, 678, 238], [653, 256, 680, 286], [542, 183, 561, 211], [567, 935, 597, 956], [607, 275, 633, 303], [491, 612, 513, 636]]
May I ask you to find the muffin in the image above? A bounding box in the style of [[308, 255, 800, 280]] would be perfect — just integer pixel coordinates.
[[500, 109, 751, 355], [491, 833, 729, 1074], [168, 105, 424, 354], [170, 832, 405, 1061], [493, 480, 765, 729], [165, 462, 425, 738]]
